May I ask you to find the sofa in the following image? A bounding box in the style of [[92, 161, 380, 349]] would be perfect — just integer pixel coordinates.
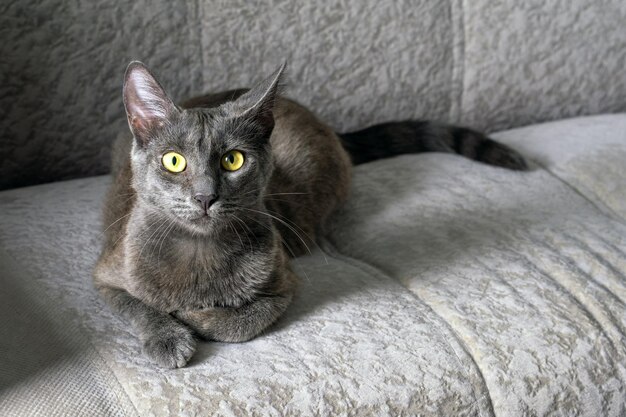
[[1, 1, 625, 416]]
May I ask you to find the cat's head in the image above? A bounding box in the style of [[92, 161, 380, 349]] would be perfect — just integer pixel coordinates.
[[122, 61, 284, 235]]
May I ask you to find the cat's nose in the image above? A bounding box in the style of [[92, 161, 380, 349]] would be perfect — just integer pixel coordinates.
[[194, 194, 218, 211]]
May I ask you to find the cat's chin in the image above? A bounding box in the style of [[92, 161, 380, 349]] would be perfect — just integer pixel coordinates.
[[181, 213, 223, 236]]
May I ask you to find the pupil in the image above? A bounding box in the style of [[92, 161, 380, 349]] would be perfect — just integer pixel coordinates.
[[228, 154, 234, 163], [172, 156, 177, 165]]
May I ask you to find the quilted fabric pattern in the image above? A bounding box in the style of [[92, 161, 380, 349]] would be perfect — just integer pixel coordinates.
[[0, 178, 491, 416], [328, 115, 626, 416], [0, 114, 625, 416], [2, 0, 625, 189]]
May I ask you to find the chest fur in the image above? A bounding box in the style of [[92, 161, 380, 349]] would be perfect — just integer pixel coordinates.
[[126, 233, 276, 312]]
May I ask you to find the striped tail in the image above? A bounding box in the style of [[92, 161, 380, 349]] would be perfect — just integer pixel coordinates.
[[338, 120, 528, 170]]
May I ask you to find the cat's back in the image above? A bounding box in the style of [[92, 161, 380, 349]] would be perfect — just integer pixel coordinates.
[[268, 97, 352, 253], [269, 97, 351, 200]]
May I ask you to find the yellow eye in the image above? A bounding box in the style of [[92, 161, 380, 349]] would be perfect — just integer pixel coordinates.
[[162, 152, 187, 173], [221, 150, 245, 171]]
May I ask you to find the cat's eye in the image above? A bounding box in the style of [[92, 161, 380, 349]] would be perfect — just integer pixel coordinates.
[[221, 150, 245, 171], [162, 151, 187, 173]]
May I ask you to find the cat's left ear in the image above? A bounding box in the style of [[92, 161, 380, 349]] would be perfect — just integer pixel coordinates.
[[123, 61, 180, 145], [233, 63, 286, 130]]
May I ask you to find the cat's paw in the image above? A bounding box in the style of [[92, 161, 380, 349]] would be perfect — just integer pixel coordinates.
[[174, 308, 259, 343], [142, 320, 197, 369], [173, 308, 220, 340]]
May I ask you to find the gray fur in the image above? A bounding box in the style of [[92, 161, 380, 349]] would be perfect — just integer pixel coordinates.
[[95, 62, 525, 368], [339, 121, 528, 169], [95, 62, 349, 368]]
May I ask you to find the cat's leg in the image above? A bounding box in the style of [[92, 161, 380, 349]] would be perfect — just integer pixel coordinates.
[[97, 286, 196, 368], [174, 269, 296, 343], [174, 294, 293, 343]]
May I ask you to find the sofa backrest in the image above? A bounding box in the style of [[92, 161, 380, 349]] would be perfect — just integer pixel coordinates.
[[2, 0, 625, 189]]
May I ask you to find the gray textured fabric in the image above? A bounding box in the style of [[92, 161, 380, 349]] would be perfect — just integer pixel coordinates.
[[2, 0, 625, 189], [328, 114, 626, 416], [0, 114, 625, 415], [492, 115, 626, 220], [0, 250, 138, 417], [0, 180, 491, 416], [1, 1, 203, 190], [459, 0, 626, 132]]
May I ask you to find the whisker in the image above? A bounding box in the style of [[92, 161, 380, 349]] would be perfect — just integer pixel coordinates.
[[147, 218, 170, 269], [101, 212, 133, 234], [264, 192, 309, 196], [226, 217, 245, 251], [262, 207, 329, 266], [263, 198, 317, 213], [155, 218, 177, 269], [230, 213, 258, 251], [240, 207, 312, 256], [111, 213, 160, 247], [102, 194, 136, 215], [239, 211, 311, 284], [137, 217, 170, 260], [238, 187, 263, 198]]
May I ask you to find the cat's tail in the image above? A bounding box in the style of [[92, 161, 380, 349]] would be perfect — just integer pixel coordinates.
[[337, 120, 528, 170]]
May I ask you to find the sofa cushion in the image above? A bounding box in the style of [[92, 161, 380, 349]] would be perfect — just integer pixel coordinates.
[[1, 114, 625, 416], [492, 114, 626, 220], [328, 114, 626, 416], [0, 186, 489, 415]]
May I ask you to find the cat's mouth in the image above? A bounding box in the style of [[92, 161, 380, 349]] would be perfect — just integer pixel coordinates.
[[180, 205, 229, 231], [186, 211, 238, 236], [191, 212, 211, 221], [188, 209, 222, 225], [182, 212, 217, 234]]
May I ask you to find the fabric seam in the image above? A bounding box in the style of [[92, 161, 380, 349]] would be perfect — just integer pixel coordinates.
[[319, 238, 496, 417], [534, 159, 626, 226], [449, 0, 466, 122], [0, 246, 140, 417], [83, 347, 141, 417]]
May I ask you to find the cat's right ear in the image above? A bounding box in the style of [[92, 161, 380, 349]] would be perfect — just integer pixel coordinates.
[[123, 61, 179, 145]]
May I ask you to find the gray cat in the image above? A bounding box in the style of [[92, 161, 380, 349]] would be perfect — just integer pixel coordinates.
[[94, 62, 526, 368]]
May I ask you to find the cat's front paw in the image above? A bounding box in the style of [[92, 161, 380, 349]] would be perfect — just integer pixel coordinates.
[[142, 320, 197, 369], [173, 308, 222, 340], [174, 308, 260, 343]]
